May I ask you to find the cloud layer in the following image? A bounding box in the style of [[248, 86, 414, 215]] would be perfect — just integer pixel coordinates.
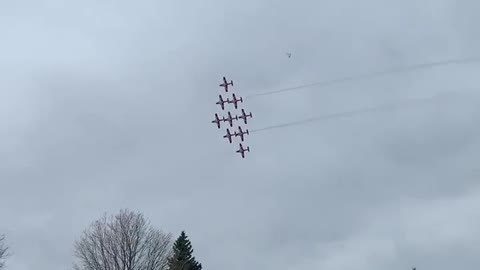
[[1, 1, 480, 270]]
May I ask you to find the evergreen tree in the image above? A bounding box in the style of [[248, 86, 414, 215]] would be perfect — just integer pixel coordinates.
[[168, 231, 202, 270]]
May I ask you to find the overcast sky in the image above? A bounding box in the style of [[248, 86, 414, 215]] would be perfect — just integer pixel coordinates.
[[2, 1, 480, 270]]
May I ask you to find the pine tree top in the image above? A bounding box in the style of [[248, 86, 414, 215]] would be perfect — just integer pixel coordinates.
[[168, 231, 202, 270]]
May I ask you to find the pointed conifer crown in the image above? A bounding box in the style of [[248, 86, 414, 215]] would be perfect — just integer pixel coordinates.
[[168, 231, 202, 270]]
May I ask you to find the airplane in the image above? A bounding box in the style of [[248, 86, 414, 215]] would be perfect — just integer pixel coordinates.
[[223, 128, 234, 143], [224, 111, 238, 127], [219, 76, 233, 92], [238, 109, 252, 124], [215, 94, 229, 110], [227, 93, 243, 109], [234, 126, 249, 141], [286, 52, 292, 58], [211, 113, 225, 129], [236, 143, 250, 158]]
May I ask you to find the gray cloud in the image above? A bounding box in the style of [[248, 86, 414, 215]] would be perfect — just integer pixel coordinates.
[[1, 1, 480, 270]]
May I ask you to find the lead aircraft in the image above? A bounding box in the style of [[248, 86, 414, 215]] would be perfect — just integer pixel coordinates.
[[219, 76, 233, 92]]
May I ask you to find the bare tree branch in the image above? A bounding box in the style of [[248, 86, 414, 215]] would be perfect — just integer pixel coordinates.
[[73, 209, 172, 270], [0, 234, 10, 270]]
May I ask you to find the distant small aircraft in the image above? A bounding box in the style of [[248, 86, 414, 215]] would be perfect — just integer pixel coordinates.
[[286, 52, 291, 58], [234, 126, 249, 141], [228, 93, 243, 109], [225, 111, 238, 127], [236, 143, 250, 158], [216, 94, 229, 110], [223, 128, 234, 143], [211, 113, 225, 129], [238, 109, 252, 124], [219, 76, 233, 92]]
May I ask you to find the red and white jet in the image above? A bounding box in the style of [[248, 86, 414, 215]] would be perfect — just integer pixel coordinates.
[[223, 128, 234, 143], [211, 113, 225, 129], [227, 93, 243, 109], [225, 111, 238, 127], [236, 143, 250, 158], [234, 126, 249, 141], [216, 94, 229, 110], [219, 76, 233, 92], [238, 109, 252, 124]]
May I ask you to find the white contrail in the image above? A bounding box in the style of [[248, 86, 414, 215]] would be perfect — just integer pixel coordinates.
[[245, 57, 480, 98], [250, 91, 460, 133]]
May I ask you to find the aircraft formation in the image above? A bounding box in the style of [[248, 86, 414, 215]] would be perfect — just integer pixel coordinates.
[[211, 76, 253, 158], [208, 57, 479, 158]]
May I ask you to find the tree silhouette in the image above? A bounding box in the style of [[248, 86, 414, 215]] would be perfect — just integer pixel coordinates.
[[167, 231, 202, 270]]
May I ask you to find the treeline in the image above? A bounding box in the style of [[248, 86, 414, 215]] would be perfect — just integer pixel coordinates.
[[0, 209, 202, 270]]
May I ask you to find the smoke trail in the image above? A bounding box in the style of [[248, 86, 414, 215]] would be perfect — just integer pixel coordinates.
[[250, 92, 456, 133], [245, 57, 480, 98]]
